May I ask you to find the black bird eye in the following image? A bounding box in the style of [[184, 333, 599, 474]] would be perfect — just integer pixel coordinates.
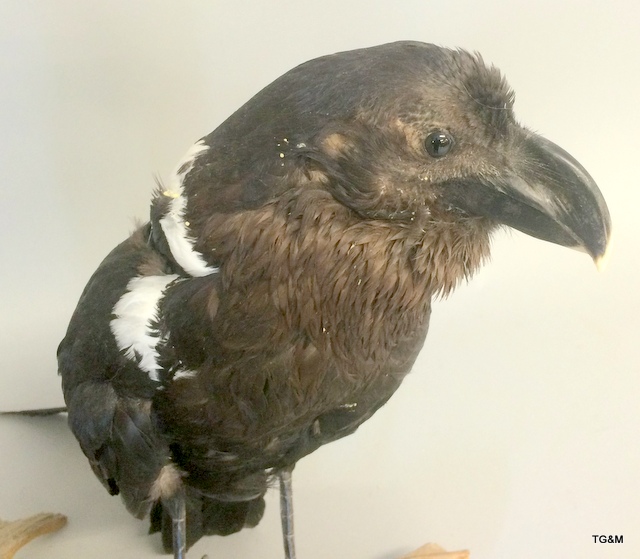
[[424, 131, 454, 158]]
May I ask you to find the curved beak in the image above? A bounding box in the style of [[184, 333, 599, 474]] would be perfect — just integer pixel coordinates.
[[445, 134, 612, 267]]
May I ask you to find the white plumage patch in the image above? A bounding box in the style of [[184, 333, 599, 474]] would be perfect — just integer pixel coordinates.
[[149, 464, 183, 501], [159, 140, 219, 277], [173, 369, 198, 380], [110, 274, 179, 382]]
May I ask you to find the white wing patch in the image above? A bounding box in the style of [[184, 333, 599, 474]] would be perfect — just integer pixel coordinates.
[[159, 140, 219, 278], [110, 274, 179, 382]]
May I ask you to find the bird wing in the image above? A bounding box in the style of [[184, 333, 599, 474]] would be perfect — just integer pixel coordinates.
[[58, 225, 174, 518]]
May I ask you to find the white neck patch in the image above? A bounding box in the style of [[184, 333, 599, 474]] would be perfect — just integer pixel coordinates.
[[159, 140, 218, 277], [110, 274, 179, 382]]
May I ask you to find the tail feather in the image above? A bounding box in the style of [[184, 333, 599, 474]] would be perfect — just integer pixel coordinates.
[[1, 407, 68, 416], [149, 489, 266, 552]]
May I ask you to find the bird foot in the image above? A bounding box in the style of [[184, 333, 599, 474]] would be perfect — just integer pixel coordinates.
[[0, 512, 67, 559], [399, 542, 470, 559]]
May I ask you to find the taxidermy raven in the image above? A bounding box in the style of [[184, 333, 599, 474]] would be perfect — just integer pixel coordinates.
[[57, 41, 611, 559]]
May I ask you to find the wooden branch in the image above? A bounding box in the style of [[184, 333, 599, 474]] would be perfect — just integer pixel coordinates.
[[399, 542, 470, 559], [0, 513, 67, 559]]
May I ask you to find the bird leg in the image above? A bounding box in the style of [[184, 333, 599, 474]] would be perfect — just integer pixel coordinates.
[[172, 496, 186, 559], [279, 467, 296, 559], [162, 489, 187, 559]]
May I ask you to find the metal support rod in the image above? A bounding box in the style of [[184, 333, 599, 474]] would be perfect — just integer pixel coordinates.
[[279, 467, 297, 559], [170, 492, 187, 559]]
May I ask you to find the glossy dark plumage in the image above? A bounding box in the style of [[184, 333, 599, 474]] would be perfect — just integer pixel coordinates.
[[57, 41, 610, 553]]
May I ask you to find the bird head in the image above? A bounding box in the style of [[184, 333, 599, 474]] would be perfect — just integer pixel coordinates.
[[181, 42, 611, 277]]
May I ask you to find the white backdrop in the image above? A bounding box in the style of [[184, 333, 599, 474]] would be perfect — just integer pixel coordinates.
[[1, 1, 638, 558]]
